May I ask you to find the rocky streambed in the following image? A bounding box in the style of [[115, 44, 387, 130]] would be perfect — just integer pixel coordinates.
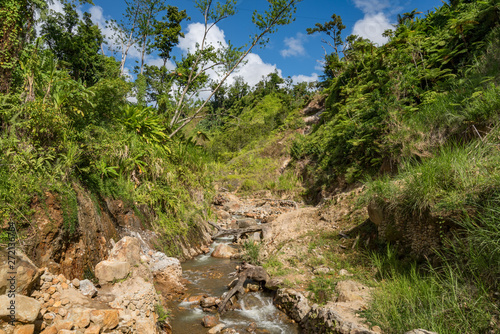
[[168, 239, 300, 334]]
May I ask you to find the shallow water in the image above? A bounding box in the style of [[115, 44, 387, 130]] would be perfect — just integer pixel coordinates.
[[168, 240, 300, 334]]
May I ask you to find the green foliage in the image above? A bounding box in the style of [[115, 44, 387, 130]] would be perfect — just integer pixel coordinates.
[[298, 0, 500, 188], [242, 241, 261, 264], [155, 303, 170, 323], [366, 247, 496, 334], [41, 4, 106, 85], [119, 104, 170, 148]]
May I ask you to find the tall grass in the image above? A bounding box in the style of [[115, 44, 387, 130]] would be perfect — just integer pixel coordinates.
[[362, 131, 500, 218], [366, 247, 496, 334]]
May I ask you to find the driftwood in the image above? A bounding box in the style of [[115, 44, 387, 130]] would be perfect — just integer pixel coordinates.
[[212, 226, 263, 241], [218, 263, 269, 313]]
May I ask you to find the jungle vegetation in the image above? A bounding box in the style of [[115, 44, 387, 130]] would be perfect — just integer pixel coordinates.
[[1, 0, 499, 332]]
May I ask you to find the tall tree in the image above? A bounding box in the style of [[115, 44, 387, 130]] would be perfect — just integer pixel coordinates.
[[0, 0, 45, 93], [41, 3, 105, 85], [108, 0, 142, 75], [168, 0, 302, 138]]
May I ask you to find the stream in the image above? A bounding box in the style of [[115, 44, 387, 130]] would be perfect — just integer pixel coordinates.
[[169, 238, 300, 333]]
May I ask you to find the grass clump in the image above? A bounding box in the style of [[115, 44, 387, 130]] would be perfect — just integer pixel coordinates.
[[242, 241, 261, 264], [365, 247, 497, 334]]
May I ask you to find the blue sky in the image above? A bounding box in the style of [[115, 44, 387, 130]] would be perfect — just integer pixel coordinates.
[[54, 0, 444, 87]]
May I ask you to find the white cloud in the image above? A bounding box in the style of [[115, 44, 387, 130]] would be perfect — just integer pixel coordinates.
[[228, 53, 279, 87], [179, 22, 279, 91], [47, 0, 64, 14], [280, 33, 307, 58], [178, 23, 228, 53], [352, 13, 393, 45], [291, 73, 319, 84], [351, 0, 395, 45], [145, 57, 175, 70], [352, 0, 390, 14]]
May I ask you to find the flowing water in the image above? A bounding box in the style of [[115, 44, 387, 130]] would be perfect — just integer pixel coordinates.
[[169, 239, 300, 333]]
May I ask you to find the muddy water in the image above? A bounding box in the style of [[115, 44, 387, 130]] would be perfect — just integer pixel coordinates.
[[169, 239, 300, 333]]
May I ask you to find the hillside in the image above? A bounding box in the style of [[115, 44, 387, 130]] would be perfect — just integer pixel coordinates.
[[1, 0, 499, 333]]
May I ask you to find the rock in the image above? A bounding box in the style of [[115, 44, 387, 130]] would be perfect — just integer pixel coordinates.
[[0, 248, 41, 296], [135, 318, 156, 334], [313, 267, 331, 274], [90, 310, 119, 331], [261, 225, 272, 240], [274, 289, 311, 323], [13, 324, 34, 334], [0, 295, 41, 323], [264, 278, 283, 290], [335, 280, 366, 303], [216, 210, 231, 220], [208, 323, 226, 334], [54, 320, 73, 331], [109, 236, 142, 265], [58, 330, 76, 334], [201, 297, 218, 308], [71, 279, 80, 288], [79, 280, 97, 297], [68, 308, 90, 329], [236, 218, 258, 228], [274, 288, 377, 334], [83, 325, 100, 334], [94, 260, 130, 284], [211, 244, 238, 259], [367, 201, 384, 226], [150, 252, 184, 297], [339, 269, 353, 277], [202, 315, 219, 328], [246, 283, 260, 292], [405, 330, 438, 334], [39, 325, 58, 334]]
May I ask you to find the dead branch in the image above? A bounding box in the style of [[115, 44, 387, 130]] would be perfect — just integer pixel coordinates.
[[212, 226, 263, 241], [218, 263, 269, 313]]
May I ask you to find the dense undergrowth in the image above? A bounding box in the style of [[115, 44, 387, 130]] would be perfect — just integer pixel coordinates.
[[0, 46, 213, 256], [297, 0, 500, 332], [1, 0, 500, 332], [197, 73, 312, 199]]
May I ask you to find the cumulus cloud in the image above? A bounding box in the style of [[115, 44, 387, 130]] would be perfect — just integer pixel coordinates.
[[179, 22, 280, 90], [178, 23, 228, 53], [280, 33, 307, 58], [228, 53, 279, 87], [291, 72, 319, 84], [352, 13, 393, 45], [351, 0, 394, 45]]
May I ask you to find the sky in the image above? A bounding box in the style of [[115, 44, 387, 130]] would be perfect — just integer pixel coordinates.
[[50, 0, 444, 88]]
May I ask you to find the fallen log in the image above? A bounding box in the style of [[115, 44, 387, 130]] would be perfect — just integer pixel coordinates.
[[218, 263, 269, 313], [207, 220, 221, 231], [212, 226, 263, 241]]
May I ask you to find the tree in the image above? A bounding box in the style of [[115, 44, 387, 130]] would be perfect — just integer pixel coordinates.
[[135, 6, 188, 108], [168, 0, 302, 138], [42, 4, 105, 86], [306, 14, 345, 56], [108, 0, 142, 75], [0, 0, 46, 93]]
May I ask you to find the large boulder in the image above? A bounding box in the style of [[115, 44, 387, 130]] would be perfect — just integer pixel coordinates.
[[0, 295, 41, 323], [211, 244, 238, 259], [108, 236, 142, 266], [94, 260, 130, 284], [0, 248, 41, 296], [150, 252, 185, 299]]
